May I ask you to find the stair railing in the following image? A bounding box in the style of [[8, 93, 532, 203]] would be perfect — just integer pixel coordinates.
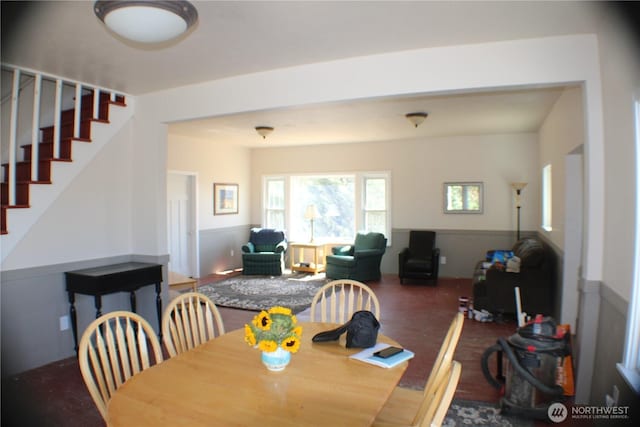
[[1, 63, 124, 207]]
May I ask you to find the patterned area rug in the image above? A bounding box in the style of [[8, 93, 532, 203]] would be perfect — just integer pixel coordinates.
[[444, 400, 533, 427], [198, 272, 329, 313]]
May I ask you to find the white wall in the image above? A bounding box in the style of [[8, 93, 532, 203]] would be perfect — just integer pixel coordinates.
[[538, 86, 585, 249], [249, 133, 540, 232], [166, 132, 252, 231]]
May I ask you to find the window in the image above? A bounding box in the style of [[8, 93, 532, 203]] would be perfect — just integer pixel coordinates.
[[443, 182, 483, 214], [363, 175, 389, 235], [264, 177, 285, 230], [542, 164, 552, 231], [618, 99, 640, 393], [263, 172, 391, 243]]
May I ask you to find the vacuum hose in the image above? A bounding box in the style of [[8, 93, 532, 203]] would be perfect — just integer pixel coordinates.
[[481, 337, 564, 396]]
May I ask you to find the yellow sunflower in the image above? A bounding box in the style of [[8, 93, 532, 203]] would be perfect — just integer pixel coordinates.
[[268, 306, 292, 316], [253, 311, 272, 330], [244, 324, 256, 346], [282, 335, 301, 353], [293, 326, 303, 337], [258, 340, 278, 352]]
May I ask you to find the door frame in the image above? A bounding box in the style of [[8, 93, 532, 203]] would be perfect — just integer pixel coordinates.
[[167, 170, 199, 278]]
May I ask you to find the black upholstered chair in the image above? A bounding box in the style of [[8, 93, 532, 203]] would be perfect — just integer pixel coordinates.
[[398, 230, 440, 284]]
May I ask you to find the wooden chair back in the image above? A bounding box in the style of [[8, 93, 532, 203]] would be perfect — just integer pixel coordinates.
[[78, 310, 163, 421], [162, 292, 225, 357], [420, 360, 462, 427], [413, 312, 464, 425], [310, 279, 380, 323]]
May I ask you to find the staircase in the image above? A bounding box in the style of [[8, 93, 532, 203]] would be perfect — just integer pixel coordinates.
[[0, 65, 130, 255]]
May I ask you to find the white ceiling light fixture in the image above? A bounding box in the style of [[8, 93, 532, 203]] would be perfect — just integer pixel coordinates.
[[94, 0, 198, 44], [255, 126, 274, 139], [405, 112, 428, 128]]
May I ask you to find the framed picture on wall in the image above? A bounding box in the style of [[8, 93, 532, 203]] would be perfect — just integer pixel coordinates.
[[213, 183, 239, 215]]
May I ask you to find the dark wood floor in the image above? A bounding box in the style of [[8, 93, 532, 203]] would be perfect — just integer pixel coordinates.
[[1, 275, 533, 427]]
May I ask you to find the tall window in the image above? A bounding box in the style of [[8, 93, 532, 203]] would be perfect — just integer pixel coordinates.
[[542, 164, 552, 231], [264, 177, 285, 230], [263, 172, 391, 243], [364, 176, 388, 234]]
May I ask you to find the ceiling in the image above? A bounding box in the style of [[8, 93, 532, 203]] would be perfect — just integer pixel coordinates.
[[2, 1, 609, 147]]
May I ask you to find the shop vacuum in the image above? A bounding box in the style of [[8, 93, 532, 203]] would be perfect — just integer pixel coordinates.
[[481, 315, 570, 419]]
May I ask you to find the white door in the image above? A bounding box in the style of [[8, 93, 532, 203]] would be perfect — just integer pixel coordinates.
[[167, 172, 196, 277]]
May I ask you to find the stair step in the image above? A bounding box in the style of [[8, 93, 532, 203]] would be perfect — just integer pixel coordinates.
[[2, 159, 53, 182], [41, 120, 92, 142], [22, 139, 75, 161], [1, 182, 30, 206]]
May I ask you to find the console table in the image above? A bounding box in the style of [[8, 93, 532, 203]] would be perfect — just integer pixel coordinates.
[[65, 262, 163, 353]]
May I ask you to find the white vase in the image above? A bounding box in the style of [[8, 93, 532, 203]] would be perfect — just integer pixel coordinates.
[[261, 346, 291, 371]]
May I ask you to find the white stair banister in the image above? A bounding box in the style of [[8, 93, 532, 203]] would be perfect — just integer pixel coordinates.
[[53, 79, 62, 159], [73, 83, 82, 139], [8, 68, 20, 206], [31, 73, 42, 182], [93, 88, 100, 120]]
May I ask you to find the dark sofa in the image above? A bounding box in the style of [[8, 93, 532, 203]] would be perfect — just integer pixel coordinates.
[[472, 238, 555, 316]]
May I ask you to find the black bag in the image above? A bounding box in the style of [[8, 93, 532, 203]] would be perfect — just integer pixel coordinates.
[[312, 310, 380, 348]]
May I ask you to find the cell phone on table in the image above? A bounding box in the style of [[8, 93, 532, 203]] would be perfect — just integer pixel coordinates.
[[373, 346, 404, 358]]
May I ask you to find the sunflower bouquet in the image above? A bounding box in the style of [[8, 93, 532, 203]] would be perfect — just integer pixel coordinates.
[[244, 306, 303, 353]]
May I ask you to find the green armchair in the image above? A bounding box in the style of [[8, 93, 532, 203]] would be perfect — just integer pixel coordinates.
[[325, 232, 387, 281], [241, 228, 287, 275]]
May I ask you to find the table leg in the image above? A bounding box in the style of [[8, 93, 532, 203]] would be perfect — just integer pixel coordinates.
[[68, 292, 79, 354], [155, 282, 162, 339], [130, 291, 137, 313], [94, 295, 103, 318]]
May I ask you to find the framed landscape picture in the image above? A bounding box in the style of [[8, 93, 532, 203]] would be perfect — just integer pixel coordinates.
[[214, 183, 239, 215]]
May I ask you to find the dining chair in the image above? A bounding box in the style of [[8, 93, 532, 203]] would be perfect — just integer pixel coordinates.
[[78, 310, 163, 421], [310, 279, 380, 323], [372, 360, 462, 427], [162, 291, 225, 357], [372, 312, 464, 427]]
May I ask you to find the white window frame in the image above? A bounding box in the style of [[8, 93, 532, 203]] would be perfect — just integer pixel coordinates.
[[262, 172, 391, 244], [443, 182, 483, 214], [263, 176, 286, 230], [542, 164, 553, 231], [618, 99, 640, 394], [362, 172, 392, 239]]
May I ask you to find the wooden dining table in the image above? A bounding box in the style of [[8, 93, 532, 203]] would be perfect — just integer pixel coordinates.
[[107, 322, 409, 426]]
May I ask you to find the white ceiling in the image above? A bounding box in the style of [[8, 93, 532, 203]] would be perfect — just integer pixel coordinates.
[[2, 1, 607, 146]]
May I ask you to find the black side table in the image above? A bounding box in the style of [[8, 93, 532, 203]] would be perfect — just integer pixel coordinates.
[[65, 262, 163, 353]]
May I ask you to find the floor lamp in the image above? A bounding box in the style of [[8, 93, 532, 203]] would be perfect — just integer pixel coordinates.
[[304, 204, 320, 243], [511, 182, 527, 241]]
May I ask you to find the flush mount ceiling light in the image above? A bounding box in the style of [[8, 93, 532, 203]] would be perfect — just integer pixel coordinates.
[[405, 112, 428, 128], [94, 0, 198, 44], [255, 126, 274, 139]]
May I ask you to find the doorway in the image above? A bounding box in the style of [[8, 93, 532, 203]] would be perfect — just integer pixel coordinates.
[[167, 172, 198, 277]]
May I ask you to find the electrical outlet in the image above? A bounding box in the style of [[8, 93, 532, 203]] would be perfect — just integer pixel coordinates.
[[59, 315, 70, 331], [440, 256, 447, 265], [230, 249, 234, 257]]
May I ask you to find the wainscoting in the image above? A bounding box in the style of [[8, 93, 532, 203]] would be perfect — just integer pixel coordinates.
[[0, 254, 169, 377]]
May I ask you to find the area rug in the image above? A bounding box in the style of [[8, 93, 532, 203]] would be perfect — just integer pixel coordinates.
[[198, 272, 329, 313], [444, 400, 533, 427]]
